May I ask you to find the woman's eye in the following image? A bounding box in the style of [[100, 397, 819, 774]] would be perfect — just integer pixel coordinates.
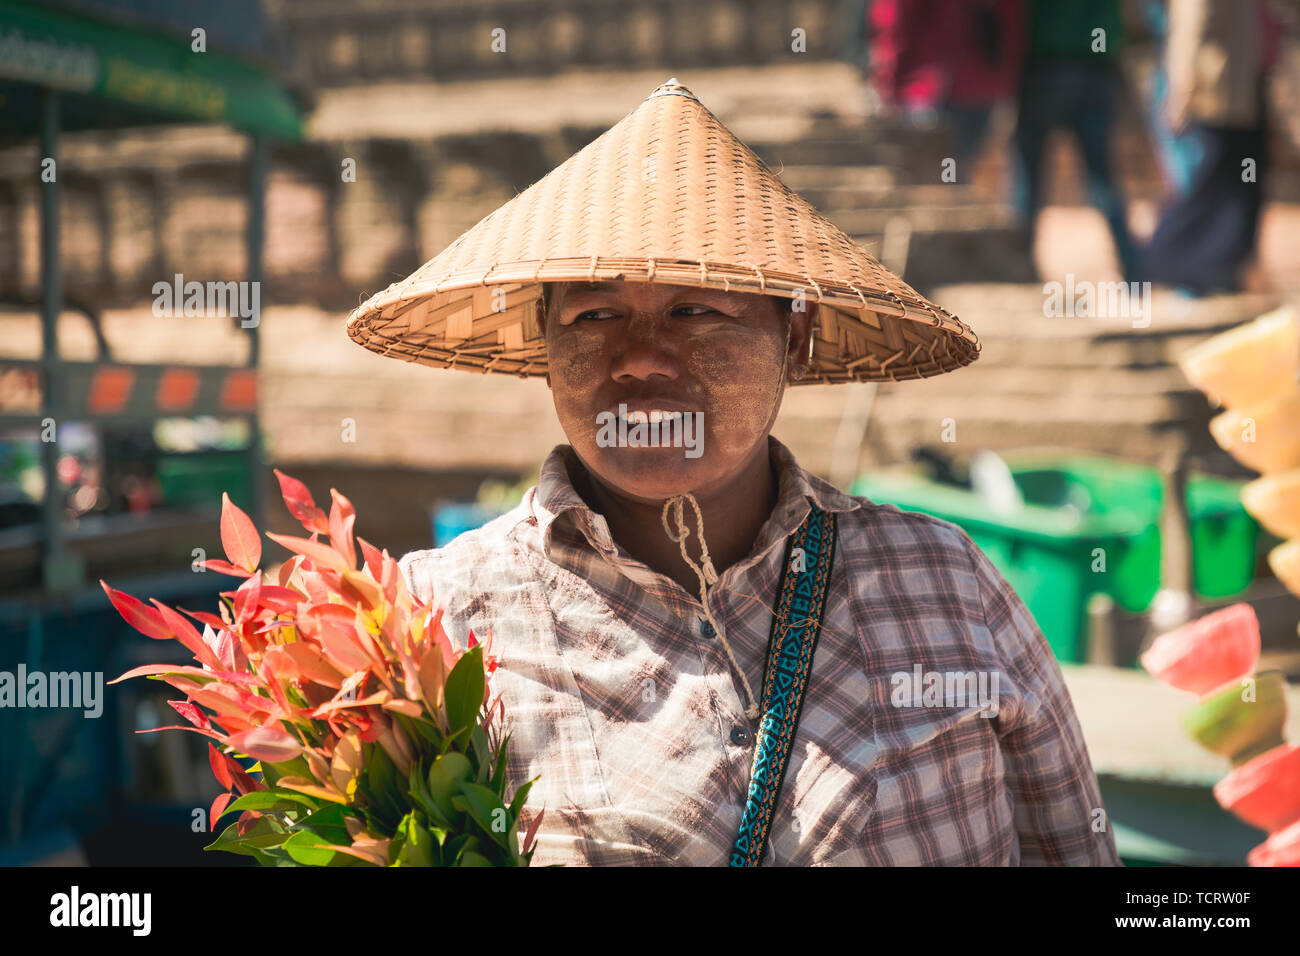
[[572, 310, 616, 322], [673, 305, 718, 317]]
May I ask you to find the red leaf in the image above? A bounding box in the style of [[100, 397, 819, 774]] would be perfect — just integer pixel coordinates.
[[266, 531, 349, 574], [229, 761, 262, 795], [522, 807, 545, 857], [210, 791, 234, 828], [220, 492, 262, 573], [358, 536, 384, 580], [135, 723, 225, 743], [264, 642, 347, 688], [150, 599, 223, 671], [179, 608, 229, 631], [208, 742, 235, 790], [276, 554, 303, 588], [233, 572, 262, 625], [213, 629, 237, 673], [225, 726, 303, 763], [100, 581, 172, 641], [274, 469, 330, 535], [169, 699, 212, 731], [197, 558, 254, 578], [329, 489, 357, 569], [255, 585, 304, 615]]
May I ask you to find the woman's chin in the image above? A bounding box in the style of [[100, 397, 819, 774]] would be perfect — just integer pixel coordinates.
[[582, 445, 719, 501]]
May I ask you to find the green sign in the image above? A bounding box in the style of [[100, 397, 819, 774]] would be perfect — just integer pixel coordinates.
[[0, 0, 302, 139]]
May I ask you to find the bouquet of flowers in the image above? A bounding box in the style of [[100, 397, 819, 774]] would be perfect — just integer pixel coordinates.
[[103, 470, 542, 866]]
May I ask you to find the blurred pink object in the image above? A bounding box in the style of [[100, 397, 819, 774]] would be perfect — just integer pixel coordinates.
[[1139, 603, 1261, 696], [1248, 817, 1300, 867], [1214, 743, 1300, 832]]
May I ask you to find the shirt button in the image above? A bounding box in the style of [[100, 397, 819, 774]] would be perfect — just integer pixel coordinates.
[[730, 726, 752, 746], [699, 618, 715, 639]]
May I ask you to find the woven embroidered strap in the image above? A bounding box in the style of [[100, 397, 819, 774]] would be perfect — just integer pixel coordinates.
[[729, 504, 838, 867]]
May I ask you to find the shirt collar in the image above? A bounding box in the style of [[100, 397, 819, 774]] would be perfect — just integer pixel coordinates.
[[525, 436, 860, 564]]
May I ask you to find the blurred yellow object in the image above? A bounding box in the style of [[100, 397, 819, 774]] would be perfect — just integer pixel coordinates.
[[1209, 388, 1300, 474], [1179, 305, 1300, 409], [1242, 470, 1300, 539], [1267, 539, 1300, 597]]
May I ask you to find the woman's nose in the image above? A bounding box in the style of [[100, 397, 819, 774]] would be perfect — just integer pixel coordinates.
[[612, 311, 680, 380]]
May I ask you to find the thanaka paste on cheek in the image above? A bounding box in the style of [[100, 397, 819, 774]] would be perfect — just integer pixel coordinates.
[[685, 328, 785, 458], [547, 325, 611, 453]]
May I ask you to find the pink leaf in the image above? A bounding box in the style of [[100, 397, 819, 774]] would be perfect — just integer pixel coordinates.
[[522, 807, 545, 857], [358, 536, 384, 580], [210, 791, 234, 827], [100, 581, 172, 641], [329, 488, 358, 569], [220, 492, 262, 573], [208, 741, 235, 790], [266, 531, 349, 574], [197, 558, 255, 578], [169, 699, 212, 731], [233, 572, 263, 626], [274, 469, 330, 535], [224, 726, 303, 763]]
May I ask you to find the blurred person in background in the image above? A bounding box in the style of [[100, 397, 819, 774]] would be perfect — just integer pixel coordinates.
[[1141, 0, 1204, 194], [1012, 0, 1140, 281], [1141, 0, 1284, 295], [866, 0, 1025, 169]]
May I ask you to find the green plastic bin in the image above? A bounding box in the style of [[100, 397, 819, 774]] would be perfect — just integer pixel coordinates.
[[1003, 452, 1261, 602], [850, 471, 1150, 663], [852, 455, 1262, 665]]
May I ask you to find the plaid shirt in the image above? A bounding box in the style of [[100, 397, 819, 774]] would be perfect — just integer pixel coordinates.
[[398, 437, 1120, 866]]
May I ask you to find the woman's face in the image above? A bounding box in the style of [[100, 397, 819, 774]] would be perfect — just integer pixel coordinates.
[[541, 279, 815, 503]]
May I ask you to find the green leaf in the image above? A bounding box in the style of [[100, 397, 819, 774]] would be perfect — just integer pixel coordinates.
[[364, 741, 406, 827], [471, 725, 492, 785], [295, 804, 350, 843], [459, 851, 493, 867], [223, 788, 321, 816], [263, 754, 313, 788], [407, 715, 446, 748], [203, 816, 286, 857], [248, 845, 296, 867], [443, 646, 485, 738], [456, 780, 511, 850], [508, 777, 537, 820], [426, 751, 473, 823], [282, 829, 340, 866], [396, 813, 435, 866], [490, 730, 512, 793]]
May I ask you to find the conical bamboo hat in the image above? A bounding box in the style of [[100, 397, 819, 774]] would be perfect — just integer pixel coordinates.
[[346, 77, 980, 384]]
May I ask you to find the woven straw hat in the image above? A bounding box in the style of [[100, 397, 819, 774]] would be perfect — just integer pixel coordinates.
[[346, 77, 980, 384]]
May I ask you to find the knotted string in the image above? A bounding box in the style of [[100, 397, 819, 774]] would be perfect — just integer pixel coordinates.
[[661, 492, 761, 720]]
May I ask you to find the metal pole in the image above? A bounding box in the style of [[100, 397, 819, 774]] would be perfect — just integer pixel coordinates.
[[38, 87, 65, 591], [245, 135, 268, 533]]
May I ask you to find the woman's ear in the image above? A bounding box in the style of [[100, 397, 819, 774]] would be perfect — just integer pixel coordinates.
[[789, 302, 816, 379]]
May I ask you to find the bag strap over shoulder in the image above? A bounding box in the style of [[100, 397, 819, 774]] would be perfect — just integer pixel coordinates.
[[729, 504, 838, 867]]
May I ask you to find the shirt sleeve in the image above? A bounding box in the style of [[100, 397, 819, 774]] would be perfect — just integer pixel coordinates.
[[964, 536, 1122, 866]]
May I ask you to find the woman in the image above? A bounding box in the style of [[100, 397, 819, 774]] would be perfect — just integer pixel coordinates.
[[347, 78, 1118, 867]]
